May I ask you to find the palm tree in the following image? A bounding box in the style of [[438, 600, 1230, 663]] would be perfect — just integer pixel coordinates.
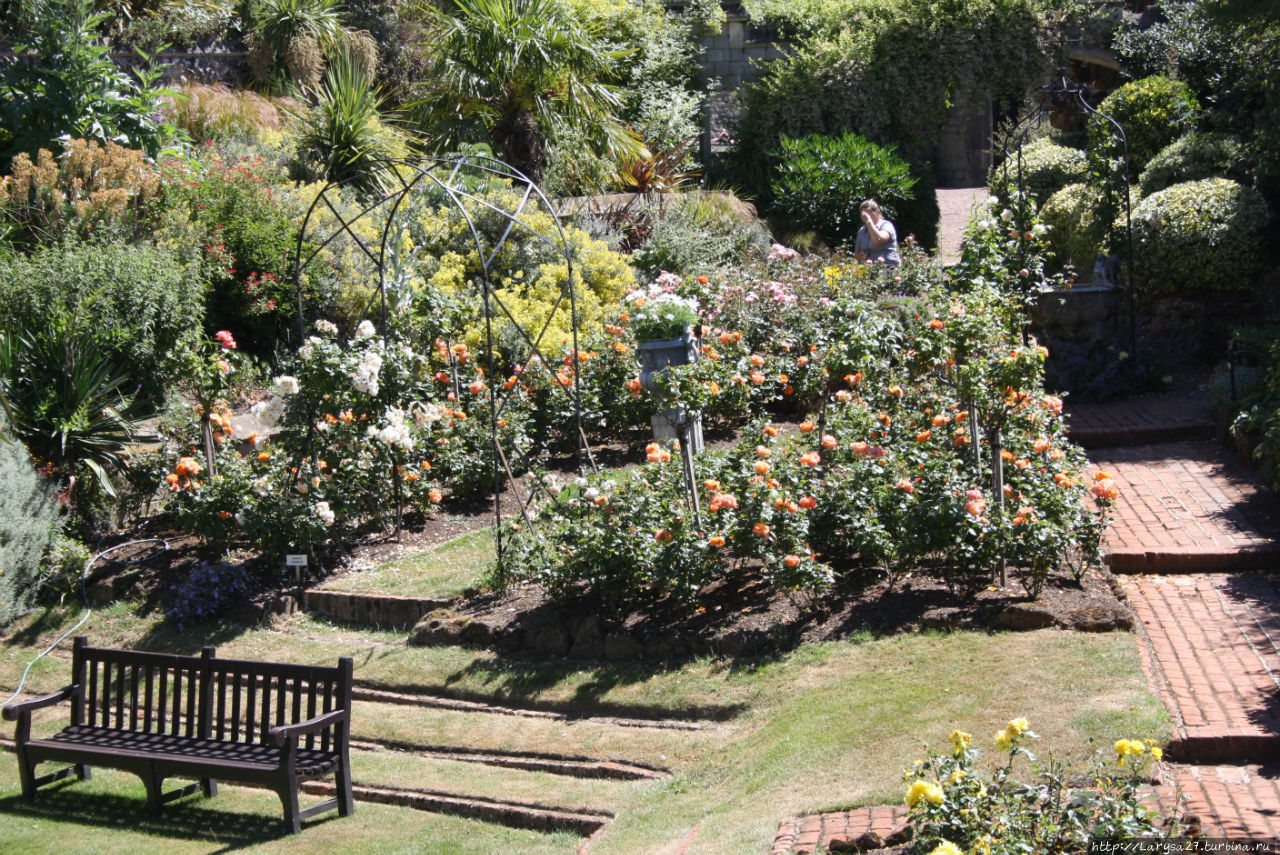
[[415, 0, 645, 184]]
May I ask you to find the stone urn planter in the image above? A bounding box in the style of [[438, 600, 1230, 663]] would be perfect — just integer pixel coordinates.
[[637, 327, 704, 454]]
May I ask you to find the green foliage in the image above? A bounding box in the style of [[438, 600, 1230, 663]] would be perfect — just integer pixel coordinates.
[[0, 0, 184, 166], [0, 327, 157, 503], [0, 427, 58, 627], [995, 138, 1090, 206], [0, 240, 206, 398], [632, 191, 773, 278], [769, 132, 918, 249], [415, 0, 643, 184], [1112, 1, 1242, 114], [159, 151, 306, 353], [733, 0, 1047, 199], [289, 47, 408, 192], [1040, 183, 1101, 275], [1089, 76, 1200, 176], [1126, 177, 1270, 295], [1137, 132, 1253, 197]]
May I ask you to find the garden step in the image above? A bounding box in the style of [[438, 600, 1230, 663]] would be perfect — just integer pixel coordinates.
[[1088, 441, 1280, 574], [303, 588, 458, 630], [352, 737, 668, 780], [1124, 574, 1280, 764], [351, 685, 735, 731], [302, 779, 611, 836], [1066, 389, 1214, 449]]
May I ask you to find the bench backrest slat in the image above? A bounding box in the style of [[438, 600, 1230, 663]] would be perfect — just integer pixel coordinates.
[[69, 639, 349, 749]]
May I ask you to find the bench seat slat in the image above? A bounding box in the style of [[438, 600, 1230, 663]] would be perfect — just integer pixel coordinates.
[[32, 726, 339, 777]]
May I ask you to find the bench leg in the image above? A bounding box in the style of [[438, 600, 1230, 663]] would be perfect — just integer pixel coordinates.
[[200, 778, 218, 798], [74, 764, 91, 782], [278, 784, 301, 834], [336, 762, 353, 817], [14, 749, 37, 801], [142, 764, 164, 815]]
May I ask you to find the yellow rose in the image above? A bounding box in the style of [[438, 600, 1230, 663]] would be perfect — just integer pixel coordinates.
[[947, 769, 967, 785], [930, 842, 963, 855], [1007, 717, 1030, 736], [995, 729, 1013, 751], [906, 779, 945, 807], [949, 729, 972, 753]]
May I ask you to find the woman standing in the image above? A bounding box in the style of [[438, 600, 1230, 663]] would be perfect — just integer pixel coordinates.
[[855, 199, 901, 269]]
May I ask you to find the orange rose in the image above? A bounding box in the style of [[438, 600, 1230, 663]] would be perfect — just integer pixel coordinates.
[[799, 496, 817, 509], [783, 554, 801, 568], [708, 535, 725, 548], [752, 522, 770, 537], [799, 421, 816, 433]]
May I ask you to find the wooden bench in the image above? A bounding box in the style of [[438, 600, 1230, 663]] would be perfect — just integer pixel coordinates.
[[2, 636, 353, 833]]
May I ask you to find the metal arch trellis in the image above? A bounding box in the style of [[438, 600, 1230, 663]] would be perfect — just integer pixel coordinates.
[[291, 155, 600, 564], [999, 71, 1137, 356]]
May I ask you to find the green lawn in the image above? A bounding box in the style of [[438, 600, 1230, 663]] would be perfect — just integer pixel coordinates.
[[314, 528, 495, 599], [0, 602, 1169, 854]]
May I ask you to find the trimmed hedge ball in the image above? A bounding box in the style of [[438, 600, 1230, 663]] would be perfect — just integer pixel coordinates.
[[995, 138, 1089, 205], [1138, 132, 1252, 197], [1129, 177, 1269, 295], [1090, 76, 1199, 175], [1041, 183, 1102, 276]]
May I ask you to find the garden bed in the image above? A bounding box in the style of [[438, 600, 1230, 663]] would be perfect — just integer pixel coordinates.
[[407, 563, 1133, 661]]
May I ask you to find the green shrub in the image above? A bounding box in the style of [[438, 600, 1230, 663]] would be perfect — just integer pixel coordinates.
[[0, 428, 58, 627], [1090, 75, 1199, 175], [0, 241, 205, 398], [1040, 183, 1102, 275], [0, 0, 183, 165], [1137, 132, 1252, 197], [1127, 178, 1270, 295], [632, 190, 773, 278], [994, 138, 1089, 206], [769, 132, 918, 248]]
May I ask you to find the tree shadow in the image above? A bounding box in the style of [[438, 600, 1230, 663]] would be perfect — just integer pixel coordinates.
[[0, 779, 329, 853], [435, 653, 747, 722]]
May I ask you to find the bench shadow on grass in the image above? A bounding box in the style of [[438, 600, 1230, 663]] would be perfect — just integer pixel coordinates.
[[0, 780, 327, 853]]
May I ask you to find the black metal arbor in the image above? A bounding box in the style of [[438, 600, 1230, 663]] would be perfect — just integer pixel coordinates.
[[291, 155, 598, 561], [999, 72, 1137, 355]]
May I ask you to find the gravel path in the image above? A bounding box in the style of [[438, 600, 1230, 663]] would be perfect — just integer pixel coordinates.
[[935, 186, 987, 265]]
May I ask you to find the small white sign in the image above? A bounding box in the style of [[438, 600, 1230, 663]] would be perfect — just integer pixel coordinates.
[[285, 554, 308, 568]]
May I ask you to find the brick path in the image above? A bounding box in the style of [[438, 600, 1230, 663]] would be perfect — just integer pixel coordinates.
[[1125, 574, 1280, 762], [1090, 442, 1280, 572], [769, 391, 1280, 853]]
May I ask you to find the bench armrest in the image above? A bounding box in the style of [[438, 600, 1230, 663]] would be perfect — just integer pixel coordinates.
[[2, 684, 77, 721], [268, 708, 348, 747]]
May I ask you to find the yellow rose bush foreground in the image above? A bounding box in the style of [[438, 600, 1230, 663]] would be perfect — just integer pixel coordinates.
[[902, 720, 1179, 854]]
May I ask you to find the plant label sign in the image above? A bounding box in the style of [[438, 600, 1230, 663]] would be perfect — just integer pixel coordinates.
[[285, 555, 308, 568]]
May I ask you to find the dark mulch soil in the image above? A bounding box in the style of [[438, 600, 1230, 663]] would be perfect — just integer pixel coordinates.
[[416, 560, 1134, 662]]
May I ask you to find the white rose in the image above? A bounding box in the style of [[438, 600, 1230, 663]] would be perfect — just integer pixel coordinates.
[[354, 320, 376, 340]]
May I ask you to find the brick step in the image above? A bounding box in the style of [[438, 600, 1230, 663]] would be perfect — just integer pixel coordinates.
[[1071, 421, 1214, 450], [1107, 543, 1280, 574]]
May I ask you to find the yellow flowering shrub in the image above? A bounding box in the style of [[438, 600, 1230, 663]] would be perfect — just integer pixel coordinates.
[[902, 719, 1179, 852]]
